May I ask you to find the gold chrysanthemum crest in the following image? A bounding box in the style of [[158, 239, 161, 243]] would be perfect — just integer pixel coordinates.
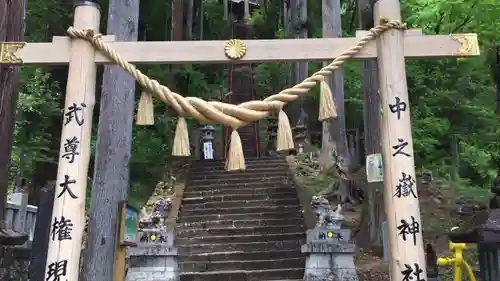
[[224, 39, 247, 60]]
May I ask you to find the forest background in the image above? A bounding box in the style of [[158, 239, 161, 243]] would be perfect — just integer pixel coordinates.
[[3, 0, 499, 208]]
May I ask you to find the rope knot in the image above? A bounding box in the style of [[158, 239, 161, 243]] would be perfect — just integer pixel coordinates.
[[83, 29, 103, 44], [66, 27, 102, 45], [384, 19, 408, 30]]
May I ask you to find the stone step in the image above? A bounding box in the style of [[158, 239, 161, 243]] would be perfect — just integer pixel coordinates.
[[181, 198, 300, 210], [178, 240, 304, 255], [190, 166, 288, 176], [180, 257, 305, 272], [189, 170, 288, 181], [189, 175, 287, 185], [177, 232, 305, 245], [181, 249, 304, 262], [183, 186, 294, 197], [177, 218, 303, 229], [178, 211, 303, 223], [190, 158, 286, 168], [179, 268, 304, 281], [184, 182, 289, 191], [177, 225, 302, 238], [179, 205, 302, 217], [190, 163, 286, 172], [182, 193, 298, 204]]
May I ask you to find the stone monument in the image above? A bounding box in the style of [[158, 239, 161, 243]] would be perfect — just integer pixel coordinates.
[[126, 198, 179, 281], [302, 196, 359, 281]]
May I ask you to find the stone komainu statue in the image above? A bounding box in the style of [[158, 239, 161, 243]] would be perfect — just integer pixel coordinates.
[[310, 196, 343, 227]]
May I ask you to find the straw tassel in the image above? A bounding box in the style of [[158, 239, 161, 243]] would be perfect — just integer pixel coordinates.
[[276, 110, 294, 152], [136, 91, 155, 125], [172, 117, 191, 157], [318, 80, 338, 121], [225, 129, 246, 171]]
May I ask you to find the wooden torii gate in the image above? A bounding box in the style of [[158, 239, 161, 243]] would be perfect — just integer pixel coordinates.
[[0, 0, 479, 281]]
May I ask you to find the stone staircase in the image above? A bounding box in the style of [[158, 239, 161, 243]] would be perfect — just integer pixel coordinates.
[[176, 157, 307, 281]]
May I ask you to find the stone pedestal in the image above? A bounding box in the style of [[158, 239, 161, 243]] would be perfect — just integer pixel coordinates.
[[303, 197, 359, 281], [302, 228, 358, 281], [126, 231, 179, 281]]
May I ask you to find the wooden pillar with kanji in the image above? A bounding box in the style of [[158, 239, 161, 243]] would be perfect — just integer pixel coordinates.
[[44, 3, 100, 281], [375, 0, 428, 279]]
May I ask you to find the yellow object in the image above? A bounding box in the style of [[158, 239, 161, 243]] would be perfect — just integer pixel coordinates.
[[0, 42, 25, 64], [318, 80, 338, 121], [436, 227, 477, 281], [172, 117, 191, 156], [225, 130, 245, 171], [136, 91, 154, 125], [150, 234, 157, 241], [450, 34, 480, 56], [224, 39, 247, 59], [276, 110, 294, 152]]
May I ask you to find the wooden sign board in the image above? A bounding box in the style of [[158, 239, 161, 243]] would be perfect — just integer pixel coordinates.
[[366, 153, 384, 183], [118, 201, 139, 247]]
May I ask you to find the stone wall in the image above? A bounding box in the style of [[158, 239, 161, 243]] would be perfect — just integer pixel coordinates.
[[0, 247, 30, 281]]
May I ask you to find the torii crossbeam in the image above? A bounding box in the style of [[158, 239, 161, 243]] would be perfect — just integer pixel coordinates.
[[2, 30, 477, 65], [0, 1, 479, 281]]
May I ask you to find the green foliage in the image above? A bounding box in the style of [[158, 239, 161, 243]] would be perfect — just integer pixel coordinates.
[[10, 68, 62, 179], [9, 0, 499, 204]]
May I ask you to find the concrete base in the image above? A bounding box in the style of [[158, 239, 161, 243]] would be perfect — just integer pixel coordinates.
[[126, 271, 179, 281], [126, 244, 179, 281], [126, 255, 179, 281], [303, 252, 359, 281], [304, 273, 358, 281]]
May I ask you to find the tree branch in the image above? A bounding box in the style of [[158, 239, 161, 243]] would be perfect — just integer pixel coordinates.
[[450, 0, 479, 33]]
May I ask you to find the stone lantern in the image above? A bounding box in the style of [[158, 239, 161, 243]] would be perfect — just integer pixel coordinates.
[[293, 123, 307, 154], [228, 0, 260, 21], [266, 116, 278, 156], [200, 125, 215, 160], [293, 111, 308, 154]]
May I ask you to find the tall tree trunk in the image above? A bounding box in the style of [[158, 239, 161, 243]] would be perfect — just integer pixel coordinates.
[[283, 0, 292, 86], [495, 46, 499, 116], [169, 0, 185, 100], [172, 0, 184, 41], [494, 46, 500, 181], [320, 0, 351, 204], [0, 0, 25, 228], [186, 0, 194, 39], [83, 1, 139, 281], [199, 0, 204, 40], [450, 134, 460, 182], [357, 0, 385, 250], [288, 0, 309, 131]]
